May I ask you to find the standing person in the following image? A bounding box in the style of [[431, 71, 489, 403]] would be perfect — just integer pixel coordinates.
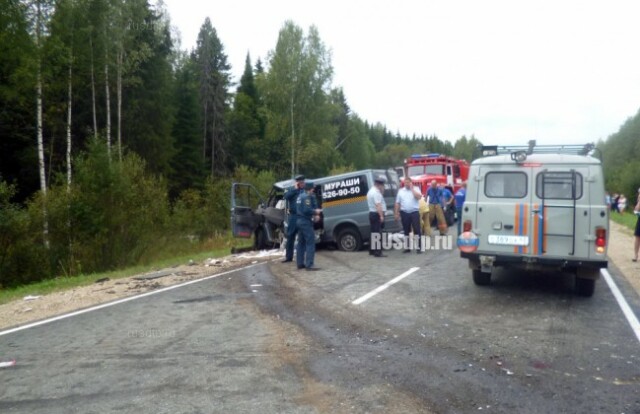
[[619, 194, 627, 214], [419, 194, 431, 237], [427, 180, 448, 235], [634, 188, 640, 262], [612, 193, 620, 213], [282, 175, 305, 263], [454, 182, 467, 234], [367, 176, 387, 257], [605, 191, 612, 211], [296, 182, 322, 271], [442, 185, 455, 227], [394, 177, 422, 253]]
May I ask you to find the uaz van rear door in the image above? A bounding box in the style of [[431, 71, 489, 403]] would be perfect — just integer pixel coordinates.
[[475, 165, 529, 255], [528, 166, 590, 259]]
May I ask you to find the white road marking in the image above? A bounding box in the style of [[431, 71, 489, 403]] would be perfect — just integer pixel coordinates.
[[352, 267, 420, 305], [0, 263, 262, 337], [601, 269, 640, 344]]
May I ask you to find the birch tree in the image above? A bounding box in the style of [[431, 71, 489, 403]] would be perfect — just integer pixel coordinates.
[[262, 21, 337, 177], [26, 0, 54, 247]]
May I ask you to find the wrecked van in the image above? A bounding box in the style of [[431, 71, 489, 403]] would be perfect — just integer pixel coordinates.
[[231, 169, 401, 251]]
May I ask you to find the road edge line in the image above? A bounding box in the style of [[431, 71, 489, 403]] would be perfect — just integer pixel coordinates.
[[0, 263, 262, 337], [601, 268, 640, 344]]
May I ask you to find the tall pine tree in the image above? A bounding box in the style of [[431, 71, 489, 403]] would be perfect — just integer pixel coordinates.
[[194, 18, 231, 177]]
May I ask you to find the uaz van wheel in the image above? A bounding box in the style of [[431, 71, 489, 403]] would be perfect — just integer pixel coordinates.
[[472, 269, 491, 286], [336, 227, 362, 252], [575, 277, 595, 297]]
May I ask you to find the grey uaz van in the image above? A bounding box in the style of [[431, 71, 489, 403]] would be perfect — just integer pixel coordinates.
[[458, 142, 608, 296]]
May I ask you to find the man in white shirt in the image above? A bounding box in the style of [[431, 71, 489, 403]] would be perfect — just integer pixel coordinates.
[[367, 175, 387, 257], [395, 177, 422, 253]]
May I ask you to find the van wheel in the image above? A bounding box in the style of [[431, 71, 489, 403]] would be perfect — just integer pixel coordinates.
[[336, 227, 362, 252], [472, 269, 491, 286], [575, 277, 595, 297]]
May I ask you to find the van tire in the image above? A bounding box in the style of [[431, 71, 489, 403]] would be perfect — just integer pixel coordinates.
[[336, 227, 362, 252], [472, 269, 491, 286], [575, 277, 595, 297]]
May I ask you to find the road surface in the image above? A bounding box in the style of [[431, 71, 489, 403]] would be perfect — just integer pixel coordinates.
[[1, 239, 639, 413]]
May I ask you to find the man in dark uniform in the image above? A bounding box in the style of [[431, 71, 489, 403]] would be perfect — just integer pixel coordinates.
[[367, 175, 387, 257], [282, 175, 305, 263], [296, 181, 322, 271]]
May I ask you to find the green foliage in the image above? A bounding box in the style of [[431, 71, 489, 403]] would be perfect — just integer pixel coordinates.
[[232, 165, 276, 197], [600, 108, 640, 203], [261, 21, 337, 178], [170, 56, 204, 197], [374, 143, 411, 168], [195, 17, 232, 176], [171, 166, 275, 242], [453, 135, 482, 161], [228, 55, 266, 170], [610, 209, 639, 232], [0, 181, 41, 288], [0, 0, 37, 201], [122, 2, 176, 176]]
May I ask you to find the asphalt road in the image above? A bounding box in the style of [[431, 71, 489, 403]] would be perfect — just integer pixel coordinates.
[[1, 238, 639, 413]]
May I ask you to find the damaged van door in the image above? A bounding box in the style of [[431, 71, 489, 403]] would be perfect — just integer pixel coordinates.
[[231, 183, 286, 249]]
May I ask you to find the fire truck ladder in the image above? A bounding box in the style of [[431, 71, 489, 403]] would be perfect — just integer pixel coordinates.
[[539, 169, 578, 256]]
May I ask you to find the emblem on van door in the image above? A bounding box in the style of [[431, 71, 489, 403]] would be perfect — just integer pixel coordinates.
[[457, 231, 479, 253]]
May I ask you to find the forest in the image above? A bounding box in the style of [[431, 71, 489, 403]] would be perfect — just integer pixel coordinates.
[[0, 0, 638, 288]]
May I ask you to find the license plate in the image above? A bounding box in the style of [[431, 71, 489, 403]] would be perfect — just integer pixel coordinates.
[[488, 234, 529, 246]]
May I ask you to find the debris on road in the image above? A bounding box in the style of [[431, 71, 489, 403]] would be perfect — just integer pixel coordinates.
[[133, 270, 184, 281], [234, 249, 283, 260], [23, 295, 41, 301]]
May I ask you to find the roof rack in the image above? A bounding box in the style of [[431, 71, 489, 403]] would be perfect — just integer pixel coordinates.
[[479, 140, 597, 157]]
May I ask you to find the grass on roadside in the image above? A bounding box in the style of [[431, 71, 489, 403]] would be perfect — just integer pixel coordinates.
[[610, 211, 638, 232], [0, 238, 254, 306]]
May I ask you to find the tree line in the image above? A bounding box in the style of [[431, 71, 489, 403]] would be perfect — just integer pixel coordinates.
[[1, 0, 477, 287], [598, 107, 640, 206], [1, 0, 636, 289]]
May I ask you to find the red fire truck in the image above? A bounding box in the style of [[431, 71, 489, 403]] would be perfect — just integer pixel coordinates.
[[403, 153, 470, 195]]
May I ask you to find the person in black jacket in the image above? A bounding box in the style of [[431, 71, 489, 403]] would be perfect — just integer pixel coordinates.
[[282, 175, 305, 263]]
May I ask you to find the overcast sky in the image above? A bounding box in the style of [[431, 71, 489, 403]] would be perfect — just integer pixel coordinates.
[[163, 0, 640, 146]]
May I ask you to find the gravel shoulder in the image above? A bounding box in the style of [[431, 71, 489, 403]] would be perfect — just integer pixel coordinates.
[[1, 220, 638, 332], [0, 250, 284, 331], [607, 220, 640, 296]]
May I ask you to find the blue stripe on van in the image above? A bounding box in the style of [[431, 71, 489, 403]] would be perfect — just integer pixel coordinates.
[[538, 209, 544, 255], [518, 204, 524, 254]]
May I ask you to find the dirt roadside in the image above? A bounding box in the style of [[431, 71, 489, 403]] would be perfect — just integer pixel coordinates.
[[1, 222, 638, 332], [607, 220, 640, 294]]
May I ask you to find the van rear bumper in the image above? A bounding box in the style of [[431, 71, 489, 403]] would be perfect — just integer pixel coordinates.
[[460, 252, 608, 269]]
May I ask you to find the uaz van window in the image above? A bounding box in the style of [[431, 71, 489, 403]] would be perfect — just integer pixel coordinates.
[[384, 170, 399, 197], [484, 172, 527, 198], [536, 172, 583, 200]]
